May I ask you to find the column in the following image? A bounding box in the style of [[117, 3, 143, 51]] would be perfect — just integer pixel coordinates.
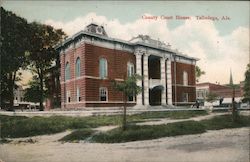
[[166, 58, 173, 105], [161, 57, 166, 105], [143, 54, 149, 105], [135, 52, 143, 105]]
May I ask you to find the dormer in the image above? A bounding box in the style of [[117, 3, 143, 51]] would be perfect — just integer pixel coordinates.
[[84, 23, 108, 37]]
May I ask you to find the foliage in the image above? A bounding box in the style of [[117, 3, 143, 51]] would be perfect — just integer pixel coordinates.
[[24, 76, 47, 103], [27, 22, 66, 110], [195, 66, 205, 82], [206, 92, 218, 103], [91, 121, 206, 143], [59, 129, 95, 142], [113, 74, 142, 98], [0, 7, 31, 109], [242, 64, 250, 102], [112, 74, 142, 130]]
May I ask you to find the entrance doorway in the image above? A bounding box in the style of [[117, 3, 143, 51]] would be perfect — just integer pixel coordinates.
[[149, 86, 163, 106]]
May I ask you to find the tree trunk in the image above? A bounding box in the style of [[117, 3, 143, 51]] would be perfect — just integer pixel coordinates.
[[7, 72, 16, 111], [122, 93, 127, 131], [39, 70, 44, 111], [232, 87, 237, 122]]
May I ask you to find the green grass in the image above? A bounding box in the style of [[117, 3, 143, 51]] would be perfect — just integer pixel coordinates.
[[0, 115, 121, 138], [200, 115, 250, 130], [59, 129, 95, 142], [0, 110, 208, 138], [91, 120, 206, 143], [90, 114, 250, 143], [1, 113, 249, 143], [129, 110, 208, 120], [0, 115, 27, 123]]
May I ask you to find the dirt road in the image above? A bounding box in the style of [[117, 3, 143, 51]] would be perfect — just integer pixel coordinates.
[[1, 127, 249, 162]]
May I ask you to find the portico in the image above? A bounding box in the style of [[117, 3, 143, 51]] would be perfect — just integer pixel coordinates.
[[135, 50, 172, 106]]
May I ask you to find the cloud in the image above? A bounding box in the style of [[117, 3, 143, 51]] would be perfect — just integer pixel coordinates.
[[44, 13, 249, 84]]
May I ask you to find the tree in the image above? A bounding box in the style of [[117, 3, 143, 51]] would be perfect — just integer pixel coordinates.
[[195, 66, 205, 83], [206, 92, 218, 103], [27, 22, 66, 110], [24, 77, 47, 103], [243, 64, 250, 103], [112, 74, 141, 130], [0, 7, 31, 110]]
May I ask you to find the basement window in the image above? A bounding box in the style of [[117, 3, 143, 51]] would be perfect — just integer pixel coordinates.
[[99, 87, 108, 101]]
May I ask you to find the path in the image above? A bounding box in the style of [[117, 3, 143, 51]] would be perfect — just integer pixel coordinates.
[[1, 128, 249, 162]]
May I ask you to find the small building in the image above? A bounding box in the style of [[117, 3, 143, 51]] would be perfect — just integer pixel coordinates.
[[196, 82, 243, 106], [14, 85, 25, 105], [56, 23, 198, 109]]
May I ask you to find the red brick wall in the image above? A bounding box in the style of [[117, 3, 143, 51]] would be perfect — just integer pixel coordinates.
[[84, 43, 135, 79], [84, 43, 136, 103], [61, 43, 136, 109], [171, 61, 196, 105], [171, 62, 196, 85]]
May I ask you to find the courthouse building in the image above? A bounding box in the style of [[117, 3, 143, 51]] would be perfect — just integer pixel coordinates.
[[56, 23, 198, 109]]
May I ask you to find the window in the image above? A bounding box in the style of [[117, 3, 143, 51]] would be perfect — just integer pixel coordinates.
[[182, 93, 188, 102], [65, 62, 70, 81], [127, 62, 135, 77], [99, 87, 107, 101], [183, 71, 188, 86], [75, 57, 81, 78], [99, 58, 107, 79], [76, 87, 81, 102], [66, 90, 71, 103], [128, 95, 134, 102]]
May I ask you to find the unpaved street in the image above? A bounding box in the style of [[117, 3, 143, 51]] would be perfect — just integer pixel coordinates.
[[1, 127, 249, 162]]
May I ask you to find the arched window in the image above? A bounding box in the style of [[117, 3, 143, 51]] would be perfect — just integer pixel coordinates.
[[99, 58, 107, 79], [65, 62, 70, 81], [75, 57, 81, 78], [127, 62, 135, 77], [183, 71, 188, 86]]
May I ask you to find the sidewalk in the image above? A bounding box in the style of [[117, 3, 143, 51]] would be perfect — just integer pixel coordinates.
[[0, 105, 249, 117]]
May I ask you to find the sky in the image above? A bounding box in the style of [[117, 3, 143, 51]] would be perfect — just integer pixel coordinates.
[[2, 1, 250, 85]]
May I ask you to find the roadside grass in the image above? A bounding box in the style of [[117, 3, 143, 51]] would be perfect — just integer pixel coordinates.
[[91, 120, 206, 143], [129, 110, 208, 120], [1, 115, 120, 138], [200, 114, 250, 130], [0, 115, 27, 123], [89, 114, 250, 143], [1, 113, 249, 142], [59, 129, 95, 142], [0, 110, 208, 138]]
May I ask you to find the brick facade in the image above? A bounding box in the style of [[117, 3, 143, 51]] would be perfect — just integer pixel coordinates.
[[171, 62, 196, 105], [58, 23, 198, 109], [61, 43, 136, 109]]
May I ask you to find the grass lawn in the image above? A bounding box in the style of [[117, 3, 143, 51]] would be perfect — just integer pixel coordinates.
[[59, 129, 95, 142], [200, 114, 250, 130], [0, 115, 27, 123], [88, 115, 250, 143], [0, 110, 208, 138], [130, 110, 208, 120], [91, 120, 206, 143]]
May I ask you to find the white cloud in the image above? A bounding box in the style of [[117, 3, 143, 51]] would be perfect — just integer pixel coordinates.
[[44, 13, 249, 85]]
